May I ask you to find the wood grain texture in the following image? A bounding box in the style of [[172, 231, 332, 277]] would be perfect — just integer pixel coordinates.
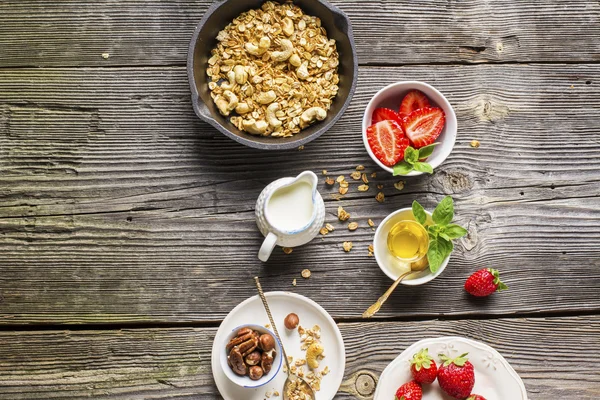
[[1, 64, 599, 324], [0, 317, 598, 399], [1, 0, 600, 67]]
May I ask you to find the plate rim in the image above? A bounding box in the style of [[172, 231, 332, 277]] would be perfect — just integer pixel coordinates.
[[374, 336, 528, 400], [211, 291, 346, 400]]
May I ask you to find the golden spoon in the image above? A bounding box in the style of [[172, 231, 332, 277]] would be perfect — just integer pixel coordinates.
[[362, 257, 429, 318], [253, 277, 315, 400]]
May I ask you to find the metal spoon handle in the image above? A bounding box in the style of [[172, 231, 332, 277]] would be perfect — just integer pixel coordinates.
[[254, 276, 291, 373], [362, 270, 412, 318]]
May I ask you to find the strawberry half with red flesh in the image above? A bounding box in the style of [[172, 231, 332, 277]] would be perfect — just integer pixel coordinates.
[[394, 381, 423, 400], [403, 107, 445, 149], [467, 395, 487, 400], [372, 107, 405, 127], [437, 353, 475, 399], [410, 348, 438, 384], [465, 268, 508, 297], [366, 120, 410, 167], [399, 90, 431, 118]]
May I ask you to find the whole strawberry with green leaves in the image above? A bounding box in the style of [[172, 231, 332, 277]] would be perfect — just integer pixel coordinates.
[[410, 348, 437, 384], [467, 395, 487, 400], [465, 268, 508, 297], [437, 353, 475, 399], [394, 380, 422, 400]]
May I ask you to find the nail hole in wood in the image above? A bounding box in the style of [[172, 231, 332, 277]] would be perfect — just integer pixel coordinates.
[[562, 251, 567, 255], [586, 80, 592, 85], [550, 184, 555, 190], [127, 216, 133, 222], [520, 191, 525, 196]]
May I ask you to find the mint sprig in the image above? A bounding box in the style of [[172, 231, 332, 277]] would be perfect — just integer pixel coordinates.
[[393, 143, 438, 176], [412, 196, 468, 273]]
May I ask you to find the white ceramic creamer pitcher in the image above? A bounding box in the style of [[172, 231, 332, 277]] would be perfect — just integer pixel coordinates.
[[255, 171, 325, 262]]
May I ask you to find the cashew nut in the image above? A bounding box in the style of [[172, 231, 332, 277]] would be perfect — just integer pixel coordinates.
[[220, 70, 236, 91], [256, 90, 277, 105], [300, 107, 327, 128], [296, 61, 309, 80], [270, 39, 294, 62], [266, 103, 283, 129], [235, 102, 252, 114], [233, 65, 248, 85], [306, 342, 324, 369], [245, 36, 271, 56], [289, 53, 302, 68], [215, 90, 239, 116], [242, 119, 269, 135], [282, 17, 294, 36]]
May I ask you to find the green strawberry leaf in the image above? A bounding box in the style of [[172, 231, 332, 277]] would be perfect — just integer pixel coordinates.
[[404, 146, 419, 164], [417, 143, 439, 159], [412, 200, 427, 226], [393, 161, 415, 176], [413, 162, 433, 174], [441, 223, 468, 239], [432, 196, 454, 226]]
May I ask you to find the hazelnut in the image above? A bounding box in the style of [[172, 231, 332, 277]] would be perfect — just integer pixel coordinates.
[[258, 333, 276, 352], [284, 313, 299, 330], [248, 365, 264, 380], [245, 350, 261, 366]]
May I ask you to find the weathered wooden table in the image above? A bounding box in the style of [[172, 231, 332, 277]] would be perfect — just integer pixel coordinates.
[[1, 1, 599, 399]]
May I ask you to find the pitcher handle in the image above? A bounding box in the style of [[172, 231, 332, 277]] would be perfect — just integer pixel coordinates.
[[258, 232, 278, 262]]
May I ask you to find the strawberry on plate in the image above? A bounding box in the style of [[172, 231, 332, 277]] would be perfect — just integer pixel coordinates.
[[467, 395, 487, 400], [410, 348, 437, 384], [394, 381, 422, 400], [366, 120, 410, 167], [403, 107, 445, 149], [465, 268, 508, 297], [437, 353, 475, 399], [371, 107, 405, 126], [399, 90, 430, 118]]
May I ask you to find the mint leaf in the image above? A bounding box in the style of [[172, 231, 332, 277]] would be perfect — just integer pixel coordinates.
[[404, 147, 418, 164], [439, 232, 450, 241], [413, 162, 433, 174], [442, 224, 468, 239], [393, 161, 414, 176], [412, 201, 427, 226], [417, 143, 439, 159], [427, 237, 451, 273], [432, 196, 454, 226]]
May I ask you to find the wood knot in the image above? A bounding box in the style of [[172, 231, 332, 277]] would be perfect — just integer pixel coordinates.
[[339, 370, 378, 398], [438, 171, 473, 193], [473, 95, 509, 122], [355, 372, 377, 396]]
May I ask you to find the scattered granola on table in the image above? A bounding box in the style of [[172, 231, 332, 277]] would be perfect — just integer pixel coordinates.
[[337, 206, 350, 221], [343, 241, 353, 252], [301, 269, 311, 279], [376, 192, 385, 203], [394, 180, 405, 191], [348, 222, 358, 231], [207, 1, 340, 138]]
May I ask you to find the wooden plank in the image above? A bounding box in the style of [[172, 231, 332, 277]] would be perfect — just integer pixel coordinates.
[[0, 317, 598, 399], [1, 0, 600, 67], [0, 64, 599, 324]]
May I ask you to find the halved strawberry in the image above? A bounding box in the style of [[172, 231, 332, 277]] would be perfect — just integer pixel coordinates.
[[399, 90, 430, 118], [367, 120, 409, 167], [372, 107, 404, 127], [403, 107, 445, 149]]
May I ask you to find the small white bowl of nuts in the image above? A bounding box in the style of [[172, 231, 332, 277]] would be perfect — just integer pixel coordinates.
[[221, 324, 283, 388]]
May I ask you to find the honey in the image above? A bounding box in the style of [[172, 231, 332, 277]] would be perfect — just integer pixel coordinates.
[[387, 220, 429, 262]]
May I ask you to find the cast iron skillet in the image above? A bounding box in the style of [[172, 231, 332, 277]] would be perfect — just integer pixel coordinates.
[[187, 0, 358, 150]]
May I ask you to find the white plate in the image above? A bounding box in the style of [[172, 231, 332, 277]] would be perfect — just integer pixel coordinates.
[[212, 292, 345, 400], [374, 337, 527, 400]]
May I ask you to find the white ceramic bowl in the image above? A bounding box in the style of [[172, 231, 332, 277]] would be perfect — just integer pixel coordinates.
[[362, 81, 457, 176], [373, 207, 450, 285], [220, 324, 283, 388]]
